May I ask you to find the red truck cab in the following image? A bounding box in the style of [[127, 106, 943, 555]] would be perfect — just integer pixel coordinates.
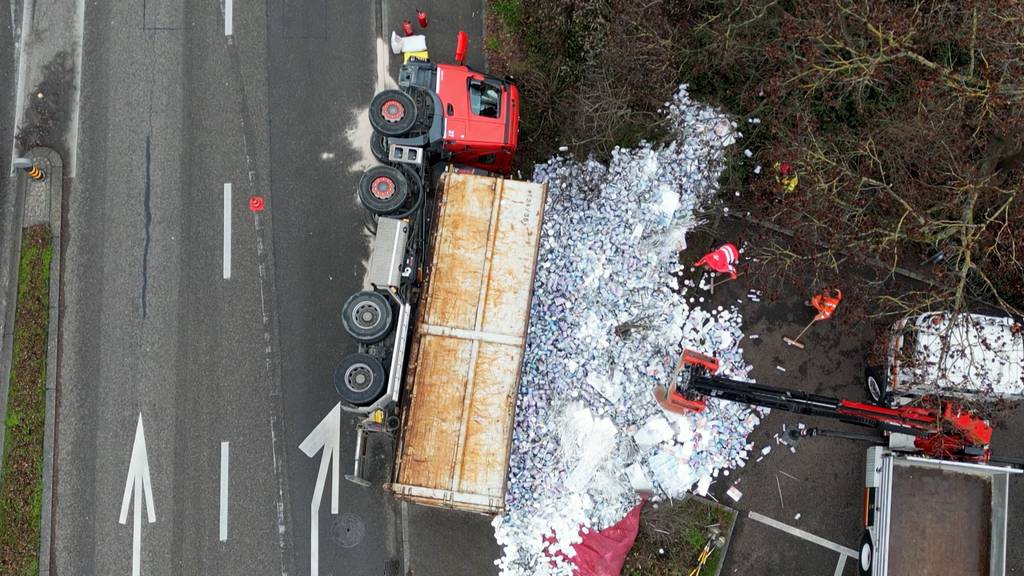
[[434, 63, 519, 174], [370, 59, 520, 175]]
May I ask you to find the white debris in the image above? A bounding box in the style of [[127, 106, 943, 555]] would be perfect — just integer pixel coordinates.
[[633, 415, 676, 453], [726, 486, 743, 502], [493, 86, 764, 576]]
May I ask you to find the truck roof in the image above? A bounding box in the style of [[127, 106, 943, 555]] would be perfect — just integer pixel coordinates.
[[905, 313, 1024, 396], [388, 172, 546, 513]]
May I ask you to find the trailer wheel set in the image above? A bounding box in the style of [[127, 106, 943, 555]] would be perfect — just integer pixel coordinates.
[[335, 84, 436, 410]]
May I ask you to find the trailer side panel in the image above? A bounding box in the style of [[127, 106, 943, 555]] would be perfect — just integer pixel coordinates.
[[391, 173, 545, 514]]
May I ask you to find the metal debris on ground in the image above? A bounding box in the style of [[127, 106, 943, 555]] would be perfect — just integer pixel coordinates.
[[492, 86, 765, 576]]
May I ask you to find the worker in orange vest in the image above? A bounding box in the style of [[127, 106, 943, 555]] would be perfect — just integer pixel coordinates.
[[809, 287, 842, 321], [694, 243, 740, 280]]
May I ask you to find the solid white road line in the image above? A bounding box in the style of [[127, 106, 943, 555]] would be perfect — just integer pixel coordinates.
[[224, 0, 233, 36], [401, 501, 411, 572], [223, 184, 232, 279], [747, 511, 858, 558], [220, 442, 229, 541], [833, 554, 847, 576]]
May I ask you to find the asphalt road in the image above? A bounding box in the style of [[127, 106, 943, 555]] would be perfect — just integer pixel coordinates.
[[48, 0, 500, 575], [53, 0, 287, 574]]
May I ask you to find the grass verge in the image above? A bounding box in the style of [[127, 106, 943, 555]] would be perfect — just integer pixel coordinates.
[[0, 224, 53, 576], [623, 497, 736, 576]]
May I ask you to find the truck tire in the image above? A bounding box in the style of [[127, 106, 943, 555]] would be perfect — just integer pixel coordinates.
[[341, 291, 394, 344], [858, 531, 873, 575], [370, 131, 390, 164], [369, 90, 417, 136], [358, 165, 409, 215], [865, 366, 885, 404], [334, 353, 387, 406]]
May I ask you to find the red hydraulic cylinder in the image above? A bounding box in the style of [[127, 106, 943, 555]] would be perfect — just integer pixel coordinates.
[[455, 31, 468, 65]]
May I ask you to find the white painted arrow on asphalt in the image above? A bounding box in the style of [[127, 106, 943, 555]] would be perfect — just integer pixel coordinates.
[[299, 403, 341, 576], [119, 414, 156, 576]]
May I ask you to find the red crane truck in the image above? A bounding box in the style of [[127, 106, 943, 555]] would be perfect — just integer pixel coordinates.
[[659, 349, 1022, 576]]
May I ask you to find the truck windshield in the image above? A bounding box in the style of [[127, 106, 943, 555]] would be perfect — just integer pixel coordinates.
[[469, 79, 502, 118]]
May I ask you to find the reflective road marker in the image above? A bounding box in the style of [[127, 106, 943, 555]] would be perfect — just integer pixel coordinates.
[[220, 441, 229, 541], [223, 184, 232, 279]]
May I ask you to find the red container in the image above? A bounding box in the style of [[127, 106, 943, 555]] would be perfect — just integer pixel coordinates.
[[417, 10, 428, 28], [401, 20, 414, 36]]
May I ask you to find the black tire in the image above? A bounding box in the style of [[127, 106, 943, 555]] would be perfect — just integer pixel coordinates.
[[341, 291, 394, 344], [370, 131, 390, 164], [358, 165, 409, 215], [369, 90, 417, 136], [334, 353, 387, 406], [865, 366, 885, 404], [858, 531, 873, 576]]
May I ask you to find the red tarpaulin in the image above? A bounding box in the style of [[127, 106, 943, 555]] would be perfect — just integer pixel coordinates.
[[570, 501, 644, 576]]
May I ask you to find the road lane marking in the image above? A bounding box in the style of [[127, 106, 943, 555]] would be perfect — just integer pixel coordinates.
[[223, 184, 232, 279], [834, 554, 847, 576], [220, 441, 229, 541], [401, 501, 411, 572], [299, 403, 342, 576], [8, 0, 29, 175], [224, 0, 233, 36], [119, 414, 156, 576], [747, 511, 858, 558]]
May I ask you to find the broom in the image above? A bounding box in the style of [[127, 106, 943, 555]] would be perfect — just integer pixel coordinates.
[[782, 318, 817, 349]]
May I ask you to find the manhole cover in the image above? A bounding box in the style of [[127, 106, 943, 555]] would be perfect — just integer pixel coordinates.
[[332, 513, 365, 548]]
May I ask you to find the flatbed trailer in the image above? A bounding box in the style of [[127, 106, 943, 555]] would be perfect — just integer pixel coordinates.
[[862, 445, 1020, 576], [385, 171, 546, 513]]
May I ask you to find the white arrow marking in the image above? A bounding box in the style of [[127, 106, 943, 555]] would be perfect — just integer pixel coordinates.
[[299, 403, 341, 576], [119, 414, 156, 576]]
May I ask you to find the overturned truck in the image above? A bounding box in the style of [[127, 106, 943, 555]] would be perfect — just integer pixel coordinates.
[[334, 34, 546, 515]]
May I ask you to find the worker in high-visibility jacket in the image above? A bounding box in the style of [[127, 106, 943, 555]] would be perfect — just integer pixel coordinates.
[[695, 243, 740, 280], [809, 287, 842, 321]]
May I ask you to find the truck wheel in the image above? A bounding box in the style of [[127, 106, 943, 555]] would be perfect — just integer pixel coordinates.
[[370, 131, 390, 164], [341, 291, 394, 344], [858, 531, 873, 575], [865, 366, 885, 404], [335, 353, 387, 406], [359, 165, 409, 215], [369, 90, 417, 136]]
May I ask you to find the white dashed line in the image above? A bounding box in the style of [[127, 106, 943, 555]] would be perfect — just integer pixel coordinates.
[[223, 184, 232, 279], [224, 0, 233, 36], [220, 441, 229, 542]]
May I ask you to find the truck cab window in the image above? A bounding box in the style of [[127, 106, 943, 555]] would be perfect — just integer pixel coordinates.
[[469, 79, 501, 118]]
